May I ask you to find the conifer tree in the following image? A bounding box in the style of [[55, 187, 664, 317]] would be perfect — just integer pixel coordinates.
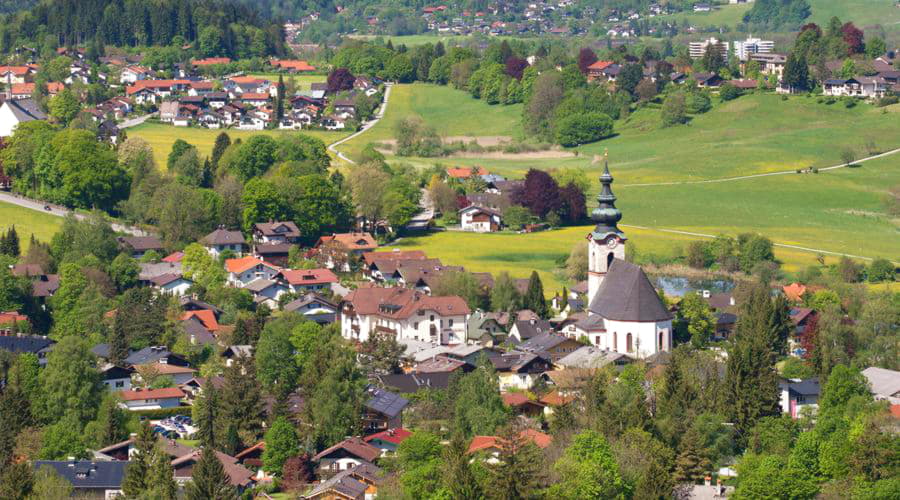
[[276, 74, 285, 121], [184, 446, 237, 500], [673, 427, 710, 484], [148, 451, 178, 499], [88, 392, 128, 449], [109, 312, 130, 367], [219, 356, 264, 443], [121, 422, 156, 496], [0, 461, 34, 499], [0, 226, 20, 257], [485, 426, 545, 500], [210, 132, 231, 169], [490, 271, 521, 313], [195, 379, 220, 448], [725, 283, 780, 446], [443, 432, 481, 500], [523, 271, 548, 318]]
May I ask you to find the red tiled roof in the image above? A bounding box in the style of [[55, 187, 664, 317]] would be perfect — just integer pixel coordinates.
[[364, 428, 412, 445], [0, 66, 31, 76], [467, 430, 552, 454], [119, 387, 185, 401], [312, 437, 380, 462], [135, 363, 196, 375], [783, 283, 807, 302], [193, 57, 232, 66], [241, 92, 269, 100], [0, 311, 28, 324], [316, 232, 378, 251], [587, 60, 614, 71], [181, 310, 219, 332], [271, 59, 316, 71], [501, 392, 544, 408], [519, 429, 552, 449], [539, 391, 575, 406], [343, 286, 470, 320], [189, 81, 214, 90], [230, 76, 265, 85], [126, 79, 191, 94], [46, 82, 65, 94], [447, 166, 488, 178], [225, 256, 278, 274], [162, 251, 184, 263], [891, 405, 900, 419], [10, 83, 34, 95], [280, 268, 338, 286]]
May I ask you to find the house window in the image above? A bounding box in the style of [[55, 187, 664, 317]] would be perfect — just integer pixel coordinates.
[[613, 333, 617, 351], [115, 381, 124, 388], [430, 315, 435, 321], [414, 322, 418, 329], [449, 319, 454, 327], [626, 333, 633, 353]]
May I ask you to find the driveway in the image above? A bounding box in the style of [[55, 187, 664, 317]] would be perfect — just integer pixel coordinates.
[[0, 191, 151, 236]]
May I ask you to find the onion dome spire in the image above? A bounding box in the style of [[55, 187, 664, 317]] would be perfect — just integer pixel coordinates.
[[591, 151, 626, 240]]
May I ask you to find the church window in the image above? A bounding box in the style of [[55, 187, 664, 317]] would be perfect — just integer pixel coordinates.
[[626, 333, 633, 352], [613, 333, 617, 351], [607, 252, 614, 269], [658, 331, 664, 350]]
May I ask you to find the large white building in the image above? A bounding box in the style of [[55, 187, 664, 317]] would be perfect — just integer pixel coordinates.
[[579, 160, 673, 359], [689, 37, 730, 59], [341, 287, 470, 344], [0, 98, 47, 137], [733, 36, 774, 61]]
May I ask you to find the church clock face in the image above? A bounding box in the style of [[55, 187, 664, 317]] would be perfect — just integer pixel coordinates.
[[606, 238, 618, 249]]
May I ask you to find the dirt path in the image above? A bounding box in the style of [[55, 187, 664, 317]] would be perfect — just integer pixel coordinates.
[[327, 83, 393, 165]]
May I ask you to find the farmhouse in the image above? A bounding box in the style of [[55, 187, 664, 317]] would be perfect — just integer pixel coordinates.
[[459, 205, 502, 232], [340, 287, 470, 344], [823, 77, 888, 99], [201, 227, 246, 257]]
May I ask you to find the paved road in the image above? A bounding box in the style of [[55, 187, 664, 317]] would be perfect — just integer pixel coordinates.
[[327, 83, 394, 165], [119, 113, 155, 129], [619, 147, 900, 187], [0, 192, 151, 236]]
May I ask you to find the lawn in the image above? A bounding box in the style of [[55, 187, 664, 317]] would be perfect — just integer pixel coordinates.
[[0, 201, 64, 249], [128, 123, 350, 168], [248, 72, 326, 90], [808, 0, 900, 36], [335, 83, 524, 160], [657, 3, 753, 27]]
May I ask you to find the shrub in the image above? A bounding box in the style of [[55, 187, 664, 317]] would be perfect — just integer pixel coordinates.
[[555, 112, 614, 147], [719, 83, 742, 101], [876, 95, 898, 107], [661, 92, 688, 127], [867, 258, 895, 283], [812, 168, 818, 173], [844, 99, 856, 108], [686, 92, 711, 114]]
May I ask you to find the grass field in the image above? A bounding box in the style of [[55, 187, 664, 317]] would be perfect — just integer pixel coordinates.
[[337, 83, 524, 160], [128, 123, 350, 168], [808, 0, 900, 36], [0, 201, 64, 248], [657, 3, 753, 27]]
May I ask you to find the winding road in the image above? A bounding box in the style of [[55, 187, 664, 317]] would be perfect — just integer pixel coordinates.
[[0, 192, 151, 236], [327, 83, 393, 165]]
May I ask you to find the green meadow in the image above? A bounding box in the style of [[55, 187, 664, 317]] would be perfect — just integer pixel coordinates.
[[808, 0, 900, 36], [337, 84, 900, 279], [0, 201, 64, 249], [248, 73, 326, 90], [128, 122, 349, 169]]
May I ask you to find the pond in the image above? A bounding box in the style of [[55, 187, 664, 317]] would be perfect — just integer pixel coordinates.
[[655, 276, 735, 297]]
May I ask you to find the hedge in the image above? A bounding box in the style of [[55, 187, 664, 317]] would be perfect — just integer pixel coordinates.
[[132, 406, 192, 420]]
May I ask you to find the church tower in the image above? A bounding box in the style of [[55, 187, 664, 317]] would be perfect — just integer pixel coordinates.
[[587, 156, 626, 307]]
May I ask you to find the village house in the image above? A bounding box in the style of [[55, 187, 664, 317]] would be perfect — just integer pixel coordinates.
[[459, 205, 503, 232], [118, 387, 186, 410], [201, 227, 246, 257], [252, 221, 301, 244], [312, 437, 381, 476], [0, 65, 33, 85], [0, 334, 55, 366], [517, 333, 583, 362], [314, 232, 378, 270], [280, 268, 339, 294], [117, 236, 164, 259], [363, 386, 409, 432], [283, 293, 338, 324], [0, 98, 47, 137], [364, 428, 412, 455], [150, 273, 194, 296], [491, 351, 552, 390], [586, 60, 615, 81], [120, 65, 152, 84], [302, 462, 381, 500], [779, 378, 820, 418], [225, 256, 281, 287], [33, 461, 129, 499], [172, 449, 256, 491], [823, 77, 889, 99], [340, 287, 470, 345]]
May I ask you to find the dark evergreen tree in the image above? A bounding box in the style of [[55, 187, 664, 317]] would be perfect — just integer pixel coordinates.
[[211, 132, 231, 169], [121, 422, 156, 497], [0, 461, 33, 500], [276, 74, 285, 121], [725, 283, 781, 446], [0, 226, 20, 257], [184, 446, 237, 500], [108, 312, 130, 367], [443, 432, 481, 499], [782, 51, 809, 91], [673, 427, 710, 484], [485, 425, 545, 500], [0, 383, 33, 465], [196, 379, 220, 448], [523, 271, 548, 318], [219, 356, 264, 444]]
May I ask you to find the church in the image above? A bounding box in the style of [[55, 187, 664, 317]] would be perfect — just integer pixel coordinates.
[[575, 160, 673, 359]]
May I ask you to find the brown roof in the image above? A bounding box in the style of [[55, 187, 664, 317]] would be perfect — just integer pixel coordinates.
[[318, 232, 378, 251], [343, 287, 470, 320], [362, 250, 428, 265], [253, 221, 301, 238], [589, 259, 672, 322], [280, 268, 338, 286], [312, 437, 380, 463], [118, 387, 185, 401], [501, 392, 544, 408], [172, 448, 255, 487], [135, 363, 196, 375]]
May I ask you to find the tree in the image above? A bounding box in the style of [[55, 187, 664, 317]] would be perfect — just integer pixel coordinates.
[[679, 293, 716, 348], [866, 258, 894, 283], [618, 63, 644, 98], [85, 392, 129, 449], [783, 51, 809, 91], [505, 57, 528, 80], [674, 427, 711, 483], [359, 330, 404, 375], [661, 92, 688, 127], [30, 466, 72, 500], [108, 253, 139, 290], [184, 446, 237, 500], [36, 336, 102, 424], [522, 271, 548, 318], [47, 89, 81, 125], [166, 138, 194, 172], [219, 356, 264, 445], [122, 422, 159, 496], [700, 44, 725, 74], [613, 428, 675, 499], [262, 417, 299, 476], [443, 432, 481, 499], [0, 226, 20, 256], [432, 270, 487, 311], [211, 132, 231, 169], [724, 283, 781, 444], [841, 22, 864, 55], [577, 47, 598, 74], [453, 359, 508, 437], [182, 243, 225, 290], [524, 72, 565, 140], [513, 169, 560, 219], [485, 426, 545, 500], [281, 454, 314, 492], [228, 136, 277, 181], [303, 340, 365, 449], [37, 130, 128, 211], [635, 78, 658, 102], [326, 68, 355, 93], [255, 315, 302, 398], [549, 430, 628, 499], [398, 431, 443, 499], [0, 461, 33, 500], [491, 271, 521, 312], [386, 54, 415, 82], [195, 379, 220, 448], [555, 112, 614, 147], [720, 83, 742, 101], [818, 364, 869, 415]]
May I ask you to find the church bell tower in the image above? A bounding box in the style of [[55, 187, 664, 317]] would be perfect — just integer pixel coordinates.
[[587, 155, 626, 307]]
